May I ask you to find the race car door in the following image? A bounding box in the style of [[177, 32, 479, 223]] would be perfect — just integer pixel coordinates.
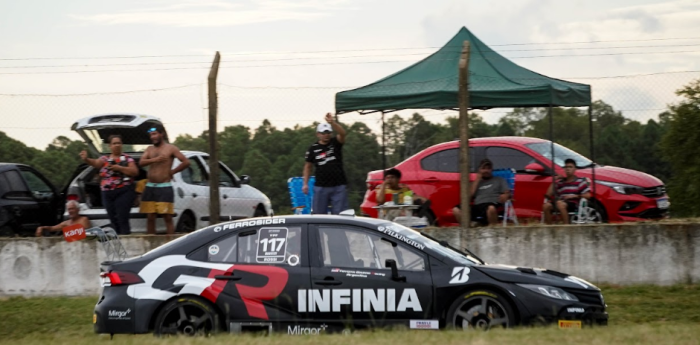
[[307, 224, 434, 327], [199, 224, 310, 323]]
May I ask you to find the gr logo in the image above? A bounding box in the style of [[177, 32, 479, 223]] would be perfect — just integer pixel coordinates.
[[449, 267, 470, 284]]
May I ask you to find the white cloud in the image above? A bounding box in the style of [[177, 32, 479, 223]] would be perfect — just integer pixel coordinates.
[[70, 0, 353, 27]]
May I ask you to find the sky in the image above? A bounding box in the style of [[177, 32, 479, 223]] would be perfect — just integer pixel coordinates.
[[1, 0, 700, 149]]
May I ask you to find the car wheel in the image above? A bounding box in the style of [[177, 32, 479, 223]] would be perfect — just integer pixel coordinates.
[[154, 296, 219, 337], [589, 200, 608, 223], [446, 290, 516, 330], [175, 212, 196, 233], [253, 206, 266, 217]]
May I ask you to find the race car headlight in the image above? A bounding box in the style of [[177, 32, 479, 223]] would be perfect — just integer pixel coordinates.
[[596, 181, 643, 195], [517, 284, 579, 301]]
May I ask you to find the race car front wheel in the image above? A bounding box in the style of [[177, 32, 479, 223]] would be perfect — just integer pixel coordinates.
[[154, 296, 220, 336], [446, 290, 516, 330]]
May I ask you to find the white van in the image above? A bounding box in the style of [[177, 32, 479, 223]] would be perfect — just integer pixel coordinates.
[[65, 113, 272, 233]]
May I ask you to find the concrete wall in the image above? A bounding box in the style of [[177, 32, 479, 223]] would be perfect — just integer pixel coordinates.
[[1, 223, 698, 297]]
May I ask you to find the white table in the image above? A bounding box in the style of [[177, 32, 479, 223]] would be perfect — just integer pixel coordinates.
[[372, 204, 420, 220]]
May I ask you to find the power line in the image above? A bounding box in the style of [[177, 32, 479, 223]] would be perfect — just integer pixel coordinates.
[[5, 43, 700, 70], [3, 36, 700, 61], [0, 83, 201, 96], [2, 49, 700, 75]]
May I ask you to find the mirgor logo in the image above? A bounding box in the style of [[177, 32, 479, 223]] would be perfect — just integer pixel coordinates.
[[108, 309, 131, 320], [288, 324, 328, 335]]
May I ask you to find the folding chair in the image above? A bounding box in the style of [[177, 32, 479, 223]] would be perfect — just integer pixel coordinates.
[[492, 168, 518, 226], [541, 197, 602, 224], [287, 176, 315, 214]]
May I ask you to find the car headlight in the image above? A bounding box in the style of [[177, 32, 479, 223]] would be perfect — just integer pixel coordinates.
[[517, 284, 579, 301], [596, 181, 643, 195]]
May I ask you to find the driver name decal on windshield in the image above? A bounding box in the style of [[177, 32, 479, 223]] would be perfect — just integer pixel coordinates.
[[377, 226, 425, 250], [256, 227, 288, 263]]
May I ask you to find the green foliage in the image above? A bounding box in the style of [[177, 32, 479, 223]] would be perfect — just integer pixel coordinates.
[[661, 79, 700, 217], [0, 95, 680, 216]]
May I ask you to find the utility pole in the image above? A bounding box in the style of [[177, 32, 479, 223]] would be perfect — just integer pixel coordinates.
[[208, 52, 221, 225], [458, 41, 471, 229]]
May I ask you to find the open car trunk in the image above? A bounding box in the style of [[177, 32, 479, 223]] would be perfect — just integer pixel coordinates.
[[71, 113, 168, 156]]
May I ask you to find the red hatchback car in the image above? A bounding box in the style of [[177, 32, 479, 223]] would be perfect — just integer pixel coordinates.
[[361, 137, 669, 225]]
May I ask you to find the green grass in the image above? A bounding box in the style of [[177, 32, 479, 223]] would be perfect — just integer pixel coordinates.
[[1, 284, 700, 344]]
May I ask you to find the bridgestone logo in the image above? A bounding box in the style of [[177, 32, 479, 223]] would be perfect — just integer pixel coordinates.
[[297, 288, 422, 313]]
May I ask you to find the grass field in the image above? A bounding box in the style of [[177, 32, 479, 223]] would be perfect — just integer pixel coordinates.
[[1, 284, 700, 345]]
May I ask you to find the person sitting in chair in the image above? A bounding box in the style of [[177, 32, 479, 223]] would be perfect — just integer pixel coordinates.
[[543, 158, 592, 224], [375, 168, 430, 221], [453, 158, 509, 226], [35, 200, 91, 237]]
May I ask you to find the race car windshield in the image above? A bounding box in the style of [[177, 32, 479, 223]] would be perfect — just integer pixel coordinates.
[[379, 222, 480, 266]]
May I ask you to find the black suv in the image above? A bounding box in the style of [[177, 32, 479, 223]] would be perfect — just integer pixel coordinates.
[[0, 163, 64, 236]]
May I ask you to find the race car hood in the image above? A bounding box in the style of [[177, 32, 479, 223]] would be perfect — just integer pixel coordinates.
[[474, 264, 600, 291]]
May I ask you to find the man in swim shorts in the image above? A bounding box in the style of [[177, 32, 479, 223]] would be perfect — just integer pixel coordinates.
[[139, 124, 190, 235]]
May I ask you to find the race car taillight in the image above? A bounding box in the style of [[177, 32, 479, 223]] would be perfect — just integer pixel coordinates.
[[100, 271, 143, 286], [67, 194, 79, 201]]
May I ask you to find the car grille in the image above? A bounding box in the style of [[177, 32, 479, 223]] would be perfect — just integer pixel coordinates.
[[564, 288, 604, 306], [642, 185, 666, 198]]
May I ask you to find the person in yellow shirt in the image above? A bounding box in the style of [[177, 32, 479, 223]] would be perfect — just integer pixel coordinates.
[[376, 168, 426, 205], [375, 168, 434, 223]]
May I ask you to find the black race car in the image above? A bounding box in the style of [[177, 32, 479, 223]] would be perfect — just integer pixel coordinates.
[[94, 214, 607, 335]]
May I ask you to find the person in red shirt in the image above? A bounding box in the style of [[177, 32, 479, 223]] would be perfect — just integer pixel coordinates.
[[543, 158, 592, 224]]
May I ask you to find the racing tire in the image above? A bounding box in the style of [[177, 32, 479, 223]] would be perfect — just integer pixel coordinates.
[[175, 212, 196, 233], [446, 290, 516, 330], [153, 296, 220, 337]]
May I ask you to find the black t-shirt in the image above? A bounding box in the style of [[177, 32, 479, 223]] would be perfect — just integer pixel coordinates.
[[305, 137, 347, 187]]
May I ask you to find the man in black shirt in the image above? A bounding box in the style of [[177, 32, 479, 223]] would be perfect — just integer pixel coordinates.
[[303, 113, 348, 214]]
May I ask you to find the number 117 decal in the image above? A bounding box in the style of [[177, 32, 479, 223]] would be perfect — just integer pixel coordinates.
[[256, 228, 289, 263]]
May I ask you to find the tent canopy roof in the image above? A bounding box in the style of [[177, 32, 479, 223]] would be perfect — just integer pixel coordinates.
[[335, 27, 591, 113]]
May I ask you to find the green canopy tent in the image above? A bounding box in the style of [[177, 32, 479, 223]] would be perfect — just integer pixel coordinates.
[[335, 26, 596, 215]]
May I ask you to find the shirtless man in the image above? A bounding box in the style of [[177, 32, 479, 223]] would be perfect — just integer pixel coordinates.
[[35, 200, 91, 237], [138, 125, 190, 235]]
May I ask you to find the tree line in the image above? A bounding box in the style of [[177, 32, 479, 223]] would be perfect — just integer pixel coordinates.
[[2, 79, 700, 216]]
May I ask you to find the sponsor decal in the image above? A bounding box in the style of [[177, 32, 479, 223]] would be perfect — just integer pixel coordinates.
[[256, 228, 288, 263], [214, 218, 286, 232], [208, 245, 219, 255], [558, 320, 582, 329], [297, 288, 422, 313], [329, 268, 386, 278], [62, 224, 86, 242], [202, 265, 289, 320], [409, 320, 439, 330], [288, 254, 300, 266], [449, 267, 470, 284], [288, 324, 328, 335], [376, 226, 426, 250], [567, 307, 585, 313], [107, 309, 131, 320]]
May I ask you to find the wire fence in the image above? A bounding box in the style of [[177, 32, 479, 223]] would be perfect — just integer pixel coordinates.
[[0, 65, 696, 234]]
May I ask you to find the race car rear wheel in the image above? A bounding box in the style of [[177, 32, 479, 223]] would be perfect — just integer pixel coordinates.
[[154, 296, 220, 337], [446, 290, 515, 330]]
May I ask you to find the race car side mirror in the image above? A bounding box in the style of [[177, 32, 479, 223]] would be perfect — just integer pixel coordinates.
[[385, 259, 406, 282]]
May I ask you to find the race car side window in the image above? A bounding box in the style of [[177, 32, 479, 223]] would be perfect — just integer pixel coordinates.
[[238, 227, 304, 266], [318, 226, 425, 271]]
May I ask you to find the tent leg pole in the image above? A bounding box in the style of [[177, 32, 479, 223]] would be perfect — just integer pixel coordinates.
[[382, 112, 386, 171], [549, 106, 556, 200], [588, 105, 596, 199]]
